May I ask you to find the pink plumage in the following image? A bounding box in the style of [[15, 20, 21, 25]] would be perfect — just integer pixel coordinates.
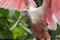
[[0, 0, 36, 10], [43, 0, 60, 30]]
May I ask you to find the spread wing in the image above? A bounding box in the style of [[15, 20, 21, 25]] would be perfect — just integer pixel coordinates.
[[0, 0, 36, 10], [42, 0, 60, 30]]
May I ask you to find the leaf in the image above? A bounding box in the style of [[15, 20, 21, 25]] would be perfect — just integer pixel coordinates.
[[0, 8, 9, 18], [12, 27, 25, 39]]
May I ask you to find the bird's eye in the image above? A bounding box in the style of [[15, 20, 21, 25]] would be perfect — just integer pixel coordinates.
[[21, 10, 28, 16], [23, 11, 27, 13], [21, 10, 28, 14]]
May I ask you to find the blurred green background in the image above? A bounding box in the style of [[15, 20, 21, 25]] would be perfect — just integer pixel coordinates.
[[0, 0, 60, 40]]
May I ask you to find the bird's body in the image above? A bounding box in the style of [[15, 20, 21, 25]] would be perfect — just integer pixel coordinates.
[[26, 7, 50, 40], [0, 0, 60, 40]]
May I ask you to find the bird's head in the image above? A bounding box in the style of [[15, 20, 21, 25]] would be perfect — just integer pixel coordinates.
[[20, 9, 29, 17]]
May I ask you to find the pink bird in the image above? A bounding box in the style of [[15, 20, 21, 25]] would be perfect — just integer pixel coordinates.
[[0, 0, 60, 40]]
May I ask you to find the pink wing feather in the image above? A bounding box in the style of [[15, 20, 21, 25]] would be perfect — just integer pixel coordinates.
[[43, 0, 60, 30], [0, 0, 36, 10]]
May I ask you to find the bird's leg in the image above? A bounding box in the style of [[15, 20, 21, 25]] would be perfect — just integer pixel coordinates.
[[44, 26, 51, 40], [39, 33, 45, 40], [45, 32, 51, 40], [39, 31, 50, 40], [39, 23, 51, 40]]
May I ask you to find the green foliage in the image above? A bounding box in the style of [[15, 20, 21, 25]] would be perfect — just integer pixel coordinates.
[[0, 8, 32, 40], [34, 0, 43, 7]]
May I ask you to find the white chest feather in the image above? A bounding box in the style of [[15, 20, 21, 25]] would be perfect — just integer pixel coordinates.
[[29, 9, 44, 24]]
